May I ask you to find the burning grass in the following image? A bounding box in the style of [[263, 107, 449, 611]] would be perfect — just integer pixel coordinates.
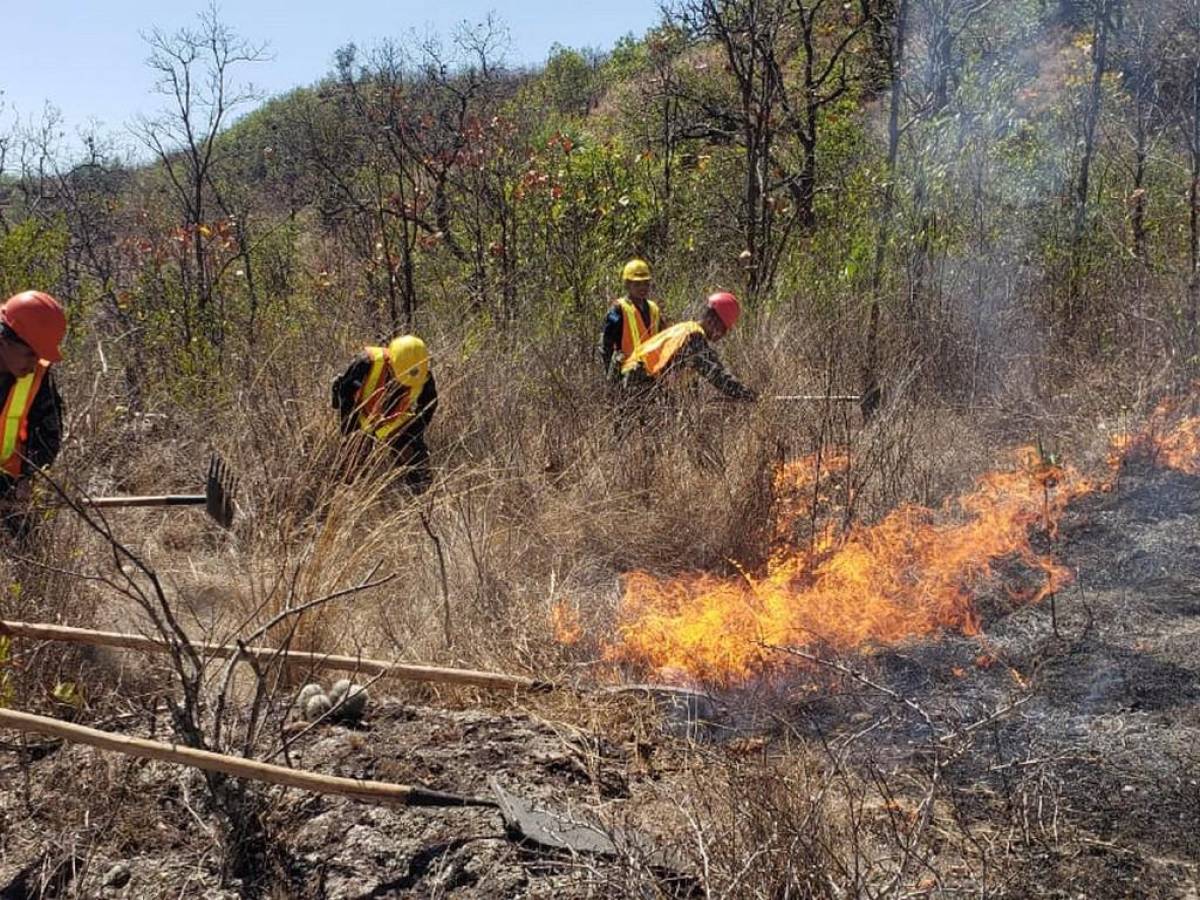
[[605, 446, 1102, 684]]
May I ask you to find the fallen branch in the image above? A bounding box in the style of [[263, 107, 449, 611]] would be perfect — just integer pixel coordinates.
[[0, 620, 553, 694], [0, 706, 492, 808]]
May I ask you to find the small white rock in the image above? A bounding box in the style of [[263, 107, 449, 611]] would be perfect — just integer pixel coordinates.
[[297, 683, 325, 709], [335, 685, 369, 722], [329, 679, 352, 704], [304, 693, 332, 722]]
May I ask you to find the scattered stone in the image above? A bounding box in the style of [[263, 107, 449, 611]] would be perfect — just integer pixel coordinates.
[[297, 683, 325, 709], [329, 679, 352, 705], [335, 685, 369, 723], [103, 862, 131, 889], [305, 693, 333, 722]]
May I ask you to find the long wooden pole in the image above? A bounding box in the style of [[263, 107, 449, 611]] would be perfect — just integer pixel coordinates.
[[0, 620, 553, 693], [0, 707, 492, 808]]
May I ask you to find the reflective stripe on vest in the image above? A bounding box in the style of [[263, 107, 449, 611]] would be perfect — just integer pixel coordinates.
[[621, 321, 705, 379], [615, 298, 661, 357], [0, 362, 48, 478], [355, 347, 422, 441]]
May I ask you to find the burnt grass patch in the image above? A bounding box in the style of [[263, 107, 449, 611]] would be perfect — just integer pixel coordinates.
[[5, 465, 1200, 896], [704, 463, 1200, 893]]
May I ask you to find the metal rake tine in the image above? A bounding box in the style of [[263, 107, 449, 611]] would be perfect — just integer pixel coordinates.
[[205, 453, 237, 528]]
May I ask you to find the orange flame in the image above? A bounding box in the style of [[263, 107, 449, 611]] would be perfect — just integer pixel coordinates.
[[1112, 400, 1200, 475], [605, 447, 1090, 684], [551, 601, 582, 645]]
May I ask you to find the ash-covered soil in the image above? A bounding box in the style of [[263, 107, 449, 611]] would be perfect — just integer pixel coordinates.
[[5, 462, 1200, 898], [0, 699, 675, 898], [726, 462, 1200, 898]]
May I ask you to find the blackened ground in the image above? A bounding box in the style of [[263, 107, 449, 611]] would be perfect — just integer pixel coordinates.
[[5, 464, 1200, 898], [723, 462, 1200, 897], [0, 700, 675, 899]]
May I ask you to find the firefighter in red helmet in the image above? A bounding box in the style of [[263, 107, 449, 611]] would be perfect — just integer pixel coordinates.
[[621, 291, 756, 402], [0, 291, 67, 535]]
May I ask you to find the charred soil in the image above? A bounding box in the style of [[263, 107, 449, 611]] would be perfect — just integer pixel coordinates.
[[3, 463, 1200, 897]]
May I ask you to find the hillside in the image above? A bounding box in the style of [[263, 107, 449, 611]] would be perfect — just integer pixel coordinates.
[[4, 0, 1200, 896]]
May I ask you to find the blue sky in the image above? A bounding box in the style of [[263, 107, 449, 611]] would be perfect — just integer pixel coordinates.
[[1, 1, 660, 155]]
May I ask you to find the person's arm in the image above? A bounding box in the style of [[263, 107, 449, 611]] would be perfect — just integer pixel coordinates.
[[684, 337, 757, 402], [332, 355, 372, 435], [600, 307, 624, 374], [652, 299, 669, 330], [411, 372, 437, 433]]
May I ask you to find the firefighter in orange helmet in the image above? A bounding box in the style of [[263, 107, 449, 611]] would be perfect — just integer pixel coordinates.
[[601, 258, 666, 378], [621, 291, 756, 402], [332, 334, 438, 492], [0, 291, 67, 535]]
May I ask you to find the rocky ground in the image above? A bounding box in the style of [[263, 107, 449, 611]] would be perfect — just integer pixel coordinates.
[[3, 461, 1200, 898]]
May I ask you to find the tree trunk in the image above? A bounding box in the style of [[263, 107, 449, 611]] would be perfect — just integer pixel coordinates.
[[1068, 0, 1117, 325], [862, 0, 907, 419]]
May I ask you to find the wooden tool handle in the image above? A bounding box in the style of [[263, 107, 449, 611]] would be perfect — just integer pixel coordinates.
[[0, 706, 491, 808], [83, 495, 207, 508], [0, 620, 554, 693]]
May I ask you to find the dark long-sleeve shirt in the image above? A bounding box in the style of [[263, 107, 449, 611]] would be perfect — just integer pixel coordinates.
[[600, 299, 665, 375], [332, 354, 438, 445], [628, 331, 756, 402], [0, 369, 64, 498]]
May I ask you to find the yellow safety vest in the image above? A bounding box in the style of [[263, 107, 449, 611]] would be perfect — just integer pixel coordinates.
[[614, 298, 661, 358], [621, 321, 705, 379], [354, 347, 426, 441], [0, 362, 48, 477]]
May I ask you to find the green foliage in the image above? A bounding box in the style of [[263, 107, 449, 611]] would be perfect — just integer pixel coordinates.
[[51, 680, 83, 711], [541, 45, 600, 116], [0, 217, 68, 297]]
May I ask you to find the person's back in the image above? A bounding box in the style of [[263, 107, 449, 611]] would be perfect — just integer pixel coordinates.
[[332, 334, 438, 491], [621, 292, 756, 403]]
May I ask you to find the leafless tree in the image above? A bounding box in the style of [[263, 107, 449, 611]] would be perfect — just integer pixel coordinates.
[[1068, 0, 1121, 320], [133, 4, 268, 349], [1174, 0, 1200, 349], [862, 0, 909, 417]]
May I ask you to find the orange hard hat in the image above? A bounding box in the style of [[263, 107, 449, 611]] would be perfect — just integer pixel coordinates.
[[706, 291, 740, 330], [1, 291, 66, 362]]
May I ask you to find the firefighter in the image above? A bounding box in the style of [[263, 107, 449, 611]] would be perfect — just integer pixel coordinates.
[[332, 334, 438, 492], [0, 291, 67, 536], [621, 291, 756, 402], [600, 258, 665, 378]]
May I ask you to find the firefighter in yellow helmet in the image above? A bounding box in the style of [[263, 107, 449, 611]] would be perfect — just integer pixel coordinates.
[[600, 258, 666, 379], [332, 334, 438, 492]]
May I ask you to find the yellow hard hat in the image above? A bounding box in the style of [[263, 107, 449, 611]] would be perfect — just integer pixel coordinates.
[[622, 258, 652, 282], [387, 334, 429, 388]]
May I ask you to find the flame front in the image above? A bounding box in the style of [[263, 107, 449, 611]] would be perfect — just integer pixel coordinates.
[[607, 448, 1089, 684], [1113, 400, 1200, 475]]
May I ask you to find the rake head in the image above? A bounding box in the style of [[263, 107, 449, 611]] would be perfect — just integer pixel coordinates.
[[206, 454, 238, 528]]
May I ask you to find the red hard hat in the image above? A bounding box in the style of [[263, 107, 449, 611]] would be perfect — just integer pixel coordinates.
[[706, 291, 740, 330], [1, 291, 66, 362]]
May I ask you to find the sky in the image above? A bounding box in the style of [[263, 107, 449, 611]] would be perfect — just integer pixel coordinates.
[[0, 0, 660, 157]]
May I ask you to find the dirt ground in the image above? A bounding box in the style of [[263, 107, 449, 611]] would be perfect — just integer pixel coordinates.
[[3, 460, 1200, 898]]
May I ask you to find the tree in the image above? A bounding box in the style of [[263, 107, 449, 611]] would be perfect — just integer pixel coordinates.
[[1067, 0, 1121, 321], [667, 0, 866, 299], [134, 4, 267, 353], [861, 0, 908, 417]]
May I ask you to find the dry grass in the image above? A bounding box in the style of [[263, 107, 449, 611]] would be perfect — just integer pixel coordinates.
[[0, 291, 1191, 896]]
